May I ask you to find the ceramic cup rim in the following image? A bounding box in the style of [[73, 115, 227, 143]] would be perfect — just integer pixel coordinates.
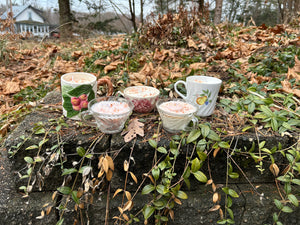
[[61, 72, 97, 84], [186, 75, 222, 85], [123, 86, 160, 99], [156, 98, 197, 117], [88, 96, 134, 117]]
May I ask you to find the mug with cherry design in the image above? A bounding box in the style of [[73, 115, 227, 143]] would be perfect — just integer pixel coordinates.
[[61, 72, 113, 120], [121, 86, 160, 113]]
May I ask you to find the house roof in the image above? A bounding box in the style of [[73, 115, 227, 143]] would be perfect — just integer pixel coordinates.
[[0, 5, 45, 21]]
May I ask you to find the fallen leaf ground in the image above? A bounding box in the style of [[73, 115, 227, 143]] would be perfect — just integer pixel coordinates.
[[0, 14, 299, 139]]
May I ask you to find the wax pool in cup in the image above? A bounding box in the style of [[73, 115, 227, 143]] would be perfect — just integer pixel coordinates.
[[158, 101, 196, 114], [63, 73, 95, 84], [124, 86, 158, 98], [91, 101, 131, 114]]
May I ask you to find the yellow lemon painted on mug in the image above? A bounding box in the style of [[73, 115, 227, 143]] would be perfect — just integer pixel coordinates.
[[196, 96, 207, 105]]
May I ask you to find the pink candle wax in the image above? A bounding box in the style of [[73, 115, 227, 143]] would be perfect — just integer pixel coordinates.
[[125, 86, 158, 98], [63, 74, 94, 84], [159, 101, 196, 114], [91, 101, 130, 114]]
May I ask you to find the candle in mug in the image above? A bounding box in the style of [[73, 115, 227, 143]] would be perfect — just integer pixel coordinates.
[[91, 101, 131, 114], [158, 101, 196, 114]]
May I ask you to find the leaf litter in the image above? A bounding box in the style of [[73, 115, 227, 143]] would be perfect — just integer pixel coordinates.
[[0, 11, 300, 139]]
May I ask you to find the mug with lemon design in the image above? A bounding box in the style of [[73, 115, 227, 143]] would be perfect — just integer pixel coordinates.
[[174, 76, 222, 117]]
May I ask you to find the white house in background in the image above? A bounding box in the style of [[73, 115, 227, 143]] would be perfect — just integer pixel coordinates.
[[1, 5, 50, 37]]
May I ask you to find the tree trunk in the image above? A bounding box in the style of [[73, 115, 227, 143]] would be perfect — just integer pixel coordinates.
[[140, 0, 144, 26], [214, 0, 223, 24], [129, 0, 137, 32], [58, 0, 73, 39], [198, 0, 205, 13]]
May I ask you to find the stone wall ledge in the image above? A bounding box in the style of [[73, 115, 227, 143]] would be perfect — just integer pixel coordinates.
[[1, 90, 299, 225]]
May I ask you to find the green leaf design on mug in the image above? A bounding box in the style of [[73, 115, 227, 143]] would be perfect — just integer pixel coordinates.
[[68, 84, 93, 97]]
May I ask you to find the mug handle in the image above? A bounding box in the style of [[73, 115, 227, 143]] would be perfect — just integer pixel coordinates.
[[174, 80, 187, 100], [97, 77, 114, 96], [80, 110, 97, 127]]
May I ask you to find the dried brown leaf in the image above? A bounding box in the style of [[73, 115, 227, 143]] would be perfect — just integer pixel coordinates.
[[213, 192, 220, 203], [102, 157, 109, 173], [130, 172, 138, 184], [106, 169, 113, 181], [106, 155, 114, 171], [113, 188, 123, 198], [123, 118, 144, 143], [98, 168, 105, 178], [209, 204, 221, 212], [206, 179, 213, 186], [125, 191, 132, 201], [122, 213, 129, 221], [269, 163, 280, 177], [123, 160, 129, 172], [174, 197, 182, 205], [123, 200, 133, 212]]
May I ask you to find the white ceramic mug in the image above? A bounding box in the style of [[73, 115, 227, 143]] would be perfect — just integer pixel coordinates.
[[61, 72, 113, 120], [174, 76, 222, 117]]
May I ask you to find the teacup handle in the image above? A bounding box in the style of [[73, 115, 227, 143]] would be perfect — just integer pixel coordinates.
[[174, 80, 187, 100], [80, 111, 97, 127], [97, 77, 114, 96]]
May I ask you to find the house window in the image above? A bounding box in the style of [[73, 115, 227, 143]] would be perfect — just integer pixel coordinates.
[[28, 12, 32, 20]]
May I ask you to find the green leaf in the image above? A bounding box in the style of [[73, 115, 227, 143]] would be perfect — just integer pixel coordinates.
[[273, 212, 278, 222], [25, 145, 38, 150], [62, 84, 73, 94], [274, 199, 283, 209], [68, 84, 93, 97], [157, 147, 168, 154], [148, 139, 157, 149], [35, 128, 45, 134], [248, 102, 255, 114], [39, 139, 49, 147], [281, 206, 293, 213], [260, 105, 274, 117], [291, 179, 300, 185], [200, 124, 210, 138], [228, 188, 239, 198], [187, 130, 201, 144], [191, 158, 201, 173], [72, 191, 80, 204], [207, 130, 221, 141], [193, 171, 207, 183], [229, 172, 239, 179], [227, 207, 234, 219], [142, 184, 155, 195], [176, 190, 188, 199], [152, 167, 160, 181], [271, 118, 278, 131], [218, 141, 230, 149], [227, 196, 232, 207], [57, 186, 72, 195], [56, 219, 64, 225], [76, 146, 86, 157], [62, 168, 78, 176], [143, 205, 155, 220], [288, 194, 299, 207], [156, 184, 168, 195], [217, 219, 227, 224], [24, 156, 34, 164], [242, 126, 253, 132]]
